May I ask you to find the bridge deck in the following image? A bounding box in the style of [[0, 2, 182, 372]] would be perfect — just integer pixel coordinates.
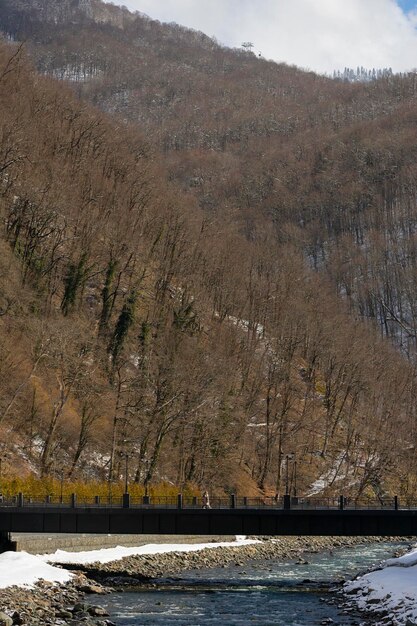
[[0, 506, 416, 536]]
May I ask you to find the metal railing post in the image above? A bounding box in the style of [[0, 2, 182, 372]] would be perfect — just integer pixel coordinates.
[[45, 495, 51, 504], [339, 495, 344, 511], [95, 495, 100, 505], [230, 494, 236, 509], [17, 492, 24, 507], [394, 495, 398, 510], [192, 496, 197, 506], [177, 493, 183, 509], [283, 494, 291, 510], [123, 492, 130, 509], [71, 493, 76, 508], [143, 495, 150, 505], [243, 496, 248, 507]]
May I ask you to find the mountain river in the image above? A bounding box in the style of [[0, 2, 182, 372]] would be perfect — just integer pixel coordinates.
[[93, 541, 407, 625]]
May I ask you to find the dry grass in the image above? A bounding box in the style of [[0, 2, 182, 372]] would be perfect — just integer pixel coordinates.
[[0, 476, 199, 499]]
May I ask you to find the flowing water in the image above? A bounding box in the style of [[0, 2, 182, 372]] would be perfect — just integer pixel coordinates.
[[93, 541, 407, 625]]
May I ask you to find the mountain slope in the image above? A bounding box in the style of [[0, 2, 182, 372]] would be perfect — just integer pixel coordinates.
[[0, 3, 416, 497], [4, 0, 417, 356]]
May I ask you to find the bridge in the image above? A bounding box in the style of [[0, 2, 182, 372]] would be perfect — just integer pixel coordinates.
[[0, 494, 416, 538]]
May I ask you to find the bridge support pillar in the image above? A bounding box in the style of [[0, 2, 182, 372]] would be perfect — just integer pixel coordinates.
[[123, 493, 130, 509], [0, 532, 14, 553], [283, 494, 291, 510]]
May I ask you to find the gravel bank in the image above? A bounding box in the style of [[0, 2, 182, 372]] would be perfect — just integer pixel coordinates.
[[0, 536, 407, 624], [60, 535, 400, 584], [0, 575, 113, 626]]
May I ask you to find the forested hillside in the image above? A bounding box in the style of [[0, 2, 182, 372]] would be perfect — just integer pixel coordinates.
[[0, 0, 416, 500]]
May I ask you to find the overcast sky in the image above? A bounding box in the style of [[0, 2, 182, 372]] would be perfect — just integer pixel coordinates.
[[107, 0, 417, 73]]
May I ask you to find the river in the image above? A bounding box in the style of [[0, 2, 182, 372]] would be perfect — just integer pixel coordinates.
[[93, 541, 407, 625]]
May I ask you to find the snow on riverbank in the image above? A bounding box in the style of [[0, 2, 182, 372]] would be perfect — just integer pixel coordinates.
[[344, 544, 417, 626], [40, 535, 260, 565], [0, 551, 72, 588], [0, 536, 259, 588]]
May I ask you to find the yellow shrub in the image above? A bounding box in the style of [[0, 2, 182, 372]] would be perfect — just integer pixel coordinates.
[[0, 475, 199, 500]]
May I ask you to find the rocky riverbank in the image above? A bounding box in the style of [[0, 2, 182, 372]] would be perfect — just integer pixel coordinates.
[[0, 575, 113, 626], [341, 544, 417, 626], [0, 536, 409, 625], [72, 535, 398, 585]]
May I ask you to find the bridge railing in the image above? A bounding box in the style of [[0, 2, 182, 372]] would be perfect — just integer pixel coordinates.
[[1, 493, 417, 510], [290, 497, 391, 510]]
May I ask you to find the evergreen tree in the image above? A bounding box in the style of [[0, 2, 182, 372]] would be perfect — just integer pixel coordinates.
[[61, 253, 87, 316], [108, 290, 136, 364], [98, 258, 117, 337]]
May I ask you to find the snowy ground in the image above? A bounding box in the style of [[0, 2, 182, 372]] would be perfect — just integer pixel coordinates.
[[343, 544, 417, 626], [0, 551, 72, 588], [0, 536, 259, 589]]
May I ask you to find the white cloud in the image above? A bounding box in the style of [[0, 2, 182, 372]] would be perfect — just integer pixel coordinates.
[[109, 0, 417, 73]]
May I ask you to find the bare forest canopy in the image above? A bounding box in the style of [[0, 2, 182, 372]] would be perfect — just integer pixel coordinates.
[[0, 0, 417, 500], [331, 67, 395, 82]]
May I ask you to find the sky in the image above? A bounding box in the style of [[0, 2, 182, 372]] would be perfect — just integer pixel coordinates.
[[109, 0, 417, 74], [399, 0, 417, 10]]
